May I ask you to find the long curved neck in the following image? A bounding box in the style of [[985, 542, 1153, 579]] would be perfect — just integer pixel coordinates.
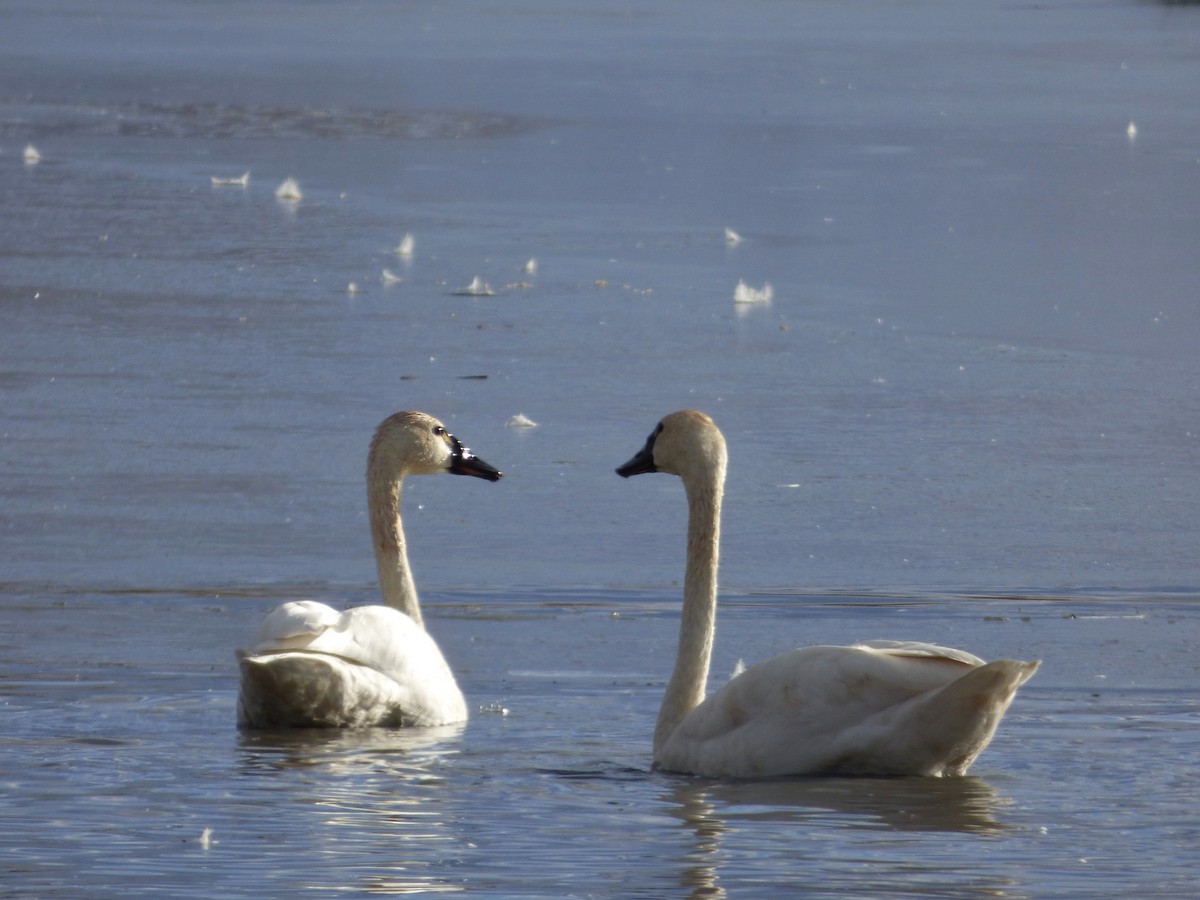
[[654, 465, 723, 757], [368, 471, 424, 627]]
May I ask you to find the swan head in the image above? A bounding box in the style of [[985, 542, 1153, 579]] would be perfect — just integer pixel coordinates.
[[616, 410, 726, 484], [370, 411, 502, 481]]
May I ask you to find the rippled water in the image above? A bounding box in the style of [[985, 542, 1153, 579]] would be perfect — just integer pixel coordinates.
[[3, 0, 1199, 895], [4, 588, 1199, 896]]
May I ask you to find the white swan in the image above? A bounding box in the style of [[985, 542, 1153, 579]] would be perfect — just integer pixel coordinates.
[[617, 410, 1038, 777], [237, 411, 502, 729]]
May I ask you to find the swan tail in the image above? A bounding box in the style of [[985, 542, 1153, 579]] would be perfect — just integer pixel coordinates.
[[881, 658, 1040, 776]]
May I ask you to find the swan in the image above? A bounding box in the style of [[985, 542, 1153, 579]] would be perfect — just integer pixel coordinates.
[[237, 411, 502, 729], [617, 410, 1038, 777]]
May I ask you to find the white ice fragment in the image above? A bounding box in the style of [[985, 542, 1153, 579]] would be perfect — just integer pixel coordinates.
[[275, 177, 303, 201], [724, 227, 743, 245], [23, 144, 40, 164], [1126, 121, 1138, 141], [733, 279, 773, 304], [524, 257, 538, 275], [395, 233, 415, 257], [506, 413, 538, 429], [381, 268, 403, 284], [199, 828, 215, 850], [211, 171, 249, 187], [455, 276, 494, 296]]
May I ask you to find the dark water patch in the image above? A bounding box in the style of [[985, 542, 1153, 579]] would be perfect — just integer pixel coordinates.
[[69, 736, 135, 747], [1, 99, 560, 144]]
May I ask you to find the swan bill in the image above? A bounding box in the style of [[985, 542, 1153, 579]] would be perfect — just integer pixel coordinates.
[[616, 425, 662, 477], [448, 435, 502, 481]]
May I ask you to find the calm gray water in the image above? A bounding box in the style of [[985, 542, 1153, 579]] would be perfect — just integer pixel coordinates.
[[2, 0, 1199, 895]]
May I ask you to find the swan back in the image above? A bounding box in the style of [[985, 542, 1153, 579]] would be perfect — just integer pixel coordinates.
[[238, 601, 468, 728], [656, 645, 1038, 777]]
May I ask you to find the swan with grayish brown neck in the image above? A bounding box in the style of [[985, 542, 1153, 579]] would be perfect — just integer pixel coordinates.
[[618, 410, 1038, 777], [236, 411, 500, 729]]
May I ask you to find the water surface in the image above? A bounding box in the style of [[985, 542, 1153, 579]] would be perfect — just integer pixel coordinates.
[[2, 0, 1198, 895]]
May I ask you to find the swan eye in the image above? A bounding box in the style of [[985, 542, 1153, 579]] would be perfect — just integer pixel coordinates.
[[433, 425, 447, 437]]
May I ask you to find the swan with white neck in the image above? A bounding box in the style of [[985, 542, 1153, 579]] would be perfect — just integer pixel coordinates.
[[617, 409, 1038, 777], [237, 411, 501, 729]]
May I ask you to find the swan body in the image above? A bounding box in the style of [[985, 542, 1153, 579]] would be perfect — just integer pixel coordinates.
[[617, 410, 1038, 777], [237, 411, 501, 729]]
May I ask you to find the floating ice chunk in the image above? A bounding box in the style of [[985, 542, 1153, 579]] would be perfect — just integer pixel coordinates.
[[346, 282, 359, 295], [381, 268, 403, 284], [1126, 121, 1138, 141], [395, 233, 415, 257], [455, 276, 494, 296], [275, 177, 303, 201], [733, 279, 773, 304], [211, 171, 249, 187], [524, 257, 538, 275], [199, 828, 215, 850], [23, 144, 40, 164], [724, 227, 743, 245], [730, 659, 746, 679], [506, 413, 538, 429]]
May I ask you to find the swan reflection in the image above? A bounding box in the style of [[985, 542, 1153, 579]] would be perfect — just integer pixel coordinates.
[[237, 722, 466, 777], [236, 724, 467, 894], [668, 775, 1012, 898]]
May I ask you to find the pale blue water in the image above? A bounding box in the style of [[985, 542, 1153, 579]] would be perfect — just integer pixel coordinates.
[[2, 0, 1199, 895]]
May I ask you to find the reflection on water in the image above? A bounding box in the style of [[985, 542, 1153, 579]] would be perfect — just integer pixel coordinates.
[[237, 722, 467, 777], [0, 589, 1197, 896], [679, 775, 1010, 835], [669, 776, 1010, 898], [236, 725, 469, 896]]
